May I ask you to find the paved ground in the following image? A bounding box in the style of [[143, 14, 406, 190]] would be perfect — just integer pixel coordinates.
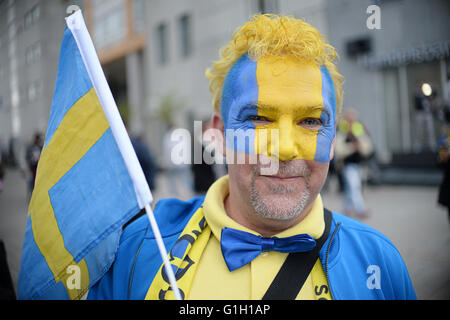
[[322, 179, 450, 300], [1, 168, 449, 299]]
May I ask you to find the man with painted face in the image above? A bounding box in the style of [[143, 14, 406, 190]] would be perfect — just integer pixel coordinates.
[[88, 14, 416, 300]]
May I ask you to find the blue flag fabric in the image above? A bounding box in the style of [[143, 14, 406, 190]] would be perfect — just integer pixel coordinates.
[[18, 11, 151, 299]]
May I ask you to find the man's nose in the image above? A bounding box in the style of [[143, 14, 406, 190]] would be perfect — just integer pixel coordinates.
[[275, 118, 298, 161]]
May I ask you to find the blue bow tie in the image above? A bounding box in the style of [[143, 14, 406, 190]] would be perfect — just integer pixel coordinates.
[[220, 227, 316, 271]]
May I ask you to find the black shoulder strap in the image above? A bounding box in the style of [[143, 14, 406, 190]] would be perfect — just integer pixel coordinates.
[[262, 208, 333, 300], [122, 209, 146, 230]]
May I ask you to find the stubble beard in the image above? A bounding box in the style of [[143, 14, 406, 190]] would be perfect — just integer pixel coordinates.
[[249, 161, 312, 221]]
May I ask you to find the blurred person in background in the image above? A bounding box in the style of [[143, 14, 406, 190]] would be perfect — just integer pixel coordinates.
[[0, 240, 15, 300], [7, 137, 17, 167], [335, 108, 373, 218], [413, 83, 436, 152], [0, 151, 4, 193], [437, 75, 450, 220], [0, 137, 5, 193], [437, 125, 450, 222], [163, 123, 193, 197], [25, 133, 43, 195], [126, 123, 159, 191], [130, 134, 159, 192], [191, 120, 216, 194]]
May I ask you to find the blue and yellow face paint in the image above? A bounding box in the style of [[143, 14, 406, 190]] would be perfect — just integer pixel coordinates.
[[221, 54, 336, 163]]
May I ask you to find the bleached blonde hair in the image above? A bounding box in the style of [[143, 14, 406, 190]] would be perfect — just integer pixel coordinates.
[[206, 14, 343, 115]]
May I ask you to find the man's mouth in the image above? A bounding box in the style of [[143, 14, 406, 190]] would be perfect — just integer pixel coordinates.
[[260, 174, 302, 181]]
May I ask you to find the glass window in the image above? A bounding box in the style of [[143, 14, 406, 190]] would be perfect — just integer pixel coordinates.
[[34, 42, 41, 60], [28, 83, 36, 102], [26, 42, 41, 65], [383, 69, 403, 152], [407, 61, 442, 152], [133, 0, 145, 33], [8, 23, 16, 40], [24, 11, 32, 28], [156, 23, 168, 64], [26, 46, 33, 64], [255, 0, 278, 14], [106, 11, 126, 44], [91, 0, 126, 49], [24, 5, 40, 29], [27, 81, 42, 102], [383, 60, 444, 153], [178, 14, 192, 58], [32, 5, 40, 21]]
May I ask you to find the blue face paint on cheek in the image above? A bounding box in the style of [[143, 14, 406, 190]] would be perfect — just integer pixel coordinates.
[[221, 54, 259, 153], [314, 66, 337, 162]]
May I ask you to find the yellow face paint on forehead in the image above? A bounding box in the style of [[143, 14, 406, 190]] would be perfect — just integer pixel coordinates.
[[257, 56, 323, 109], [254, 56, 325, 161]]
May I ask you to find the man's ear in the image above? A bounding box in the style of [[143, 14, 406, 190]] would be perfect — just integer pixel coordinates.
[[211, 112, 224, 132], [329, 137, 336, 161], [211, 112, 226, 158], [329, 122, 337, 161]]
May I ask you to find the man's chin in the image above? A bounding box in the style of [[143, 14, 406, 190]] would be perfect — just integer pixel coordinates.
[[250, 180, 311, 221], [252, 198, 307, 221]]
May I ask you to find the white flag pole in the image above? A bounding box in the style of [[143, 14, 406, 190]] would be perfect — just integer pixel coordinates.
[[66, 9, 181, 300]]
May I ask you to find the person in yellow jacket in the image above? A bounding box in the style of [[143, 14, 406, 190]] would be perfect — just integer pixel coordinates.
[[335, 108, 373, 218]]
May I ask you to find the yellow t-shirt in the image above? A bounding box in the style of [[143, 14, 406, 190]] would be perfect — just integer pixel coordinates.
[[188, 175, 332, 300]]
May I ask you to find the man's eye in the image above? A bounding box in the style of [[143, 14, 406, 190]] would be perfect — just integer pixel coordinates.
[[298, 118, 322, 129], [248, 115, 272, 123]]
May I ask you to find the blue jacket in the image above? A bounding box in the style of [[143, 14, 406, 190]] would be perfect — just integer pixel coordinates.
[[88, 196, 417, 300]]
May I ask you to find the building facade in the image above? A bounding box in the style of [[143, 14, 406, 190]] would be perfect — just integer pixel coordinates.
[[1, 0, 449, 170], [0, 0, 67, 165], [325, 0, 450, 162]]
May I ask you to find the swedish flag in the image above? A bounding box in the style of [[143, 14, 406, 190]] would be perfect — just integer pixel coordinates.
[[18, 10, 152, 299]]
